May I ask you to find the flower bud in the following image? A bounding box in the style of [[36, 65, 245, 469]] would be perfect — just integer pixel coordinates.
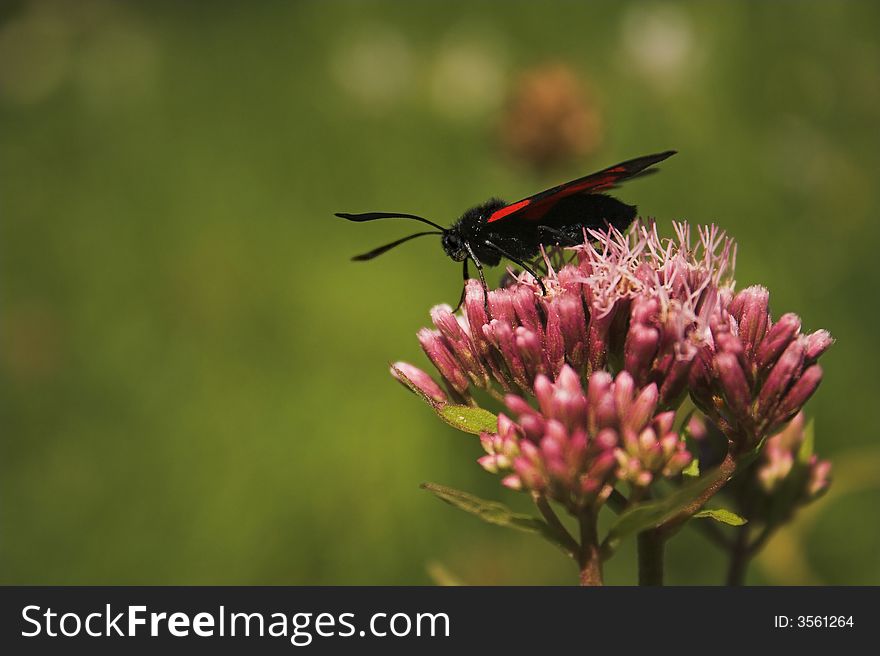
[[391, 362, 448, 404], [730, 286, 770, 359], [624, 324, 660, 383], [773, 364, 822, 426], [756, 339, 805, 422], [417, 329, 470, 394], [755, 312, 801, 370], [715, 352, 752, 422], [804, 330, 833, 361]]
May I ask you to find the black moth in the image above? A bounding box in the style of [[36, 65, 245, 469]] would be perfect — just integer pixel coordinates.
[[337, 151, 675, 308]]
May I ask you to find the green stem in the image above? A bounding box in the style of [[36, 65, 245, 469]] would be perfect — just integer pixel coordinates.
[[637, 529, 666, 586], [532, 493, 579, 558], [726, 524, 751, 586], [663, 448, 738, 534], [636, 445, 738, 586], [747, 523, 777, 556], [578, 507, 603, 586]]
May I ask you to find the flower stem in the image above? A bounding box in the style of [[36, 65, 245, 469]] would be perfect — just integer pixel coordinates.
[[746, 523, 776, 556], [726, 524, 752, 586], [578, 508, 603, 586], [637, 529, 666, 586], [532, 493, 579, 558], [638, 445, 738, 586], [663, 447, 738, 534]]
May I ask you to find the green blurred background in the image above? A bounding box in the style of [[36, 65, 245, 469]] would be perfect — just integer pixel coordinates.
[[2, 0, 879, 585]]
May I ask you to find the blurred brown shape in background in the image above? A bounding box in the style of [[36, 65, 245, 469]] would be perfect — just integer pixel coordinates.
[[498, 63, 602, 173]]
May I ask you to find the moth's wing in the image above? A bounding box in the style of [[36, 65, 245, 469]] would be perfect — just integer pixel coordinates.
[[487, 150, 676, 224]]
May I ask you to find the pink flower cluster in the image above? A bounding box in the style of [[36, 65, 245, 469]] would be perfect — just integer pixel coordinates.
[[416, 223, 734, 404], [689, 286, 833, 450], [479, 365, 691, 511], [758, 412, 831, 500], [394, 221, 832, 509]]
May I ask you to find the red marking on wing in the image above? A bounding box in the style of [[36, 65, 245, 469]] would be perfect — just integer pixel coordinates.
[[488, 199, 532, 222], [487, 152, 674, 224], [555, 170, 622, 195]]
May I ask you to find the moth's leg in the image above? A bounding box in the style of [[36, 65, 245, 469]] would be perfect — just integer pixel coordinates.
[[537, 225, 579, 267], [464, 243, 490, 313], [537, 224, 569, 244], [483, 239, 547, 296], [453, 258, 469, 313]]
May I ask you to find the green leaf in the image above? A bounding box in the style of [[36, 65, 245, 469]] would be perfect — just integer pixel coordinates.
[[693, 508, 747, 526], [682, 458, 700, 477], [421, 482, 545, 531], [436, 405, 498, 434], [604, 466, 727, 553], [421, 482, 575, 556], [391, 364, 497, 435]]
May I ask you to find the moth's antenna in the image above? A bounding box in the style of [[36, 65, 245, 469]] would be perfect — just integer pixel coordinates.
[[351, 231, 443, 261], [336, 212, 446, 232]]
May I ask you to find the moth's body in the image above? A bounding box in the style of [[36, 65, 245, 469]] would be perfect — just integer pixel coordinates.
[[337, 150, 674, 308], [442, 194, 637, 265]]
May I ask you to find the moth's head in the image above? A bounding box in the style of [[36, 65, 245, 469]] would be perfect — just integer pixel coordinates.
[[441, 228, 468, 262], [443, 198, 506, 262]]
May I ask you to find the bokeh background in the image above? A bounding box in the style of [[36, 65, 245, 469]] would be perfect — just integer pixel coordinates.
[[3, 0, 879, 585]]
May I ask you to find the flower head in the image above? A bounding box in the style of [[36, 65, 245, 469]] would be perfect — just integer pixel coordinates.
[[718, 412, 833, 529], [689, 286, 833, 449], [417, 220, 736, 404], [396, 221, 832, 518], [479, 365, 690, 511], [757, 412, 831, 500]]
